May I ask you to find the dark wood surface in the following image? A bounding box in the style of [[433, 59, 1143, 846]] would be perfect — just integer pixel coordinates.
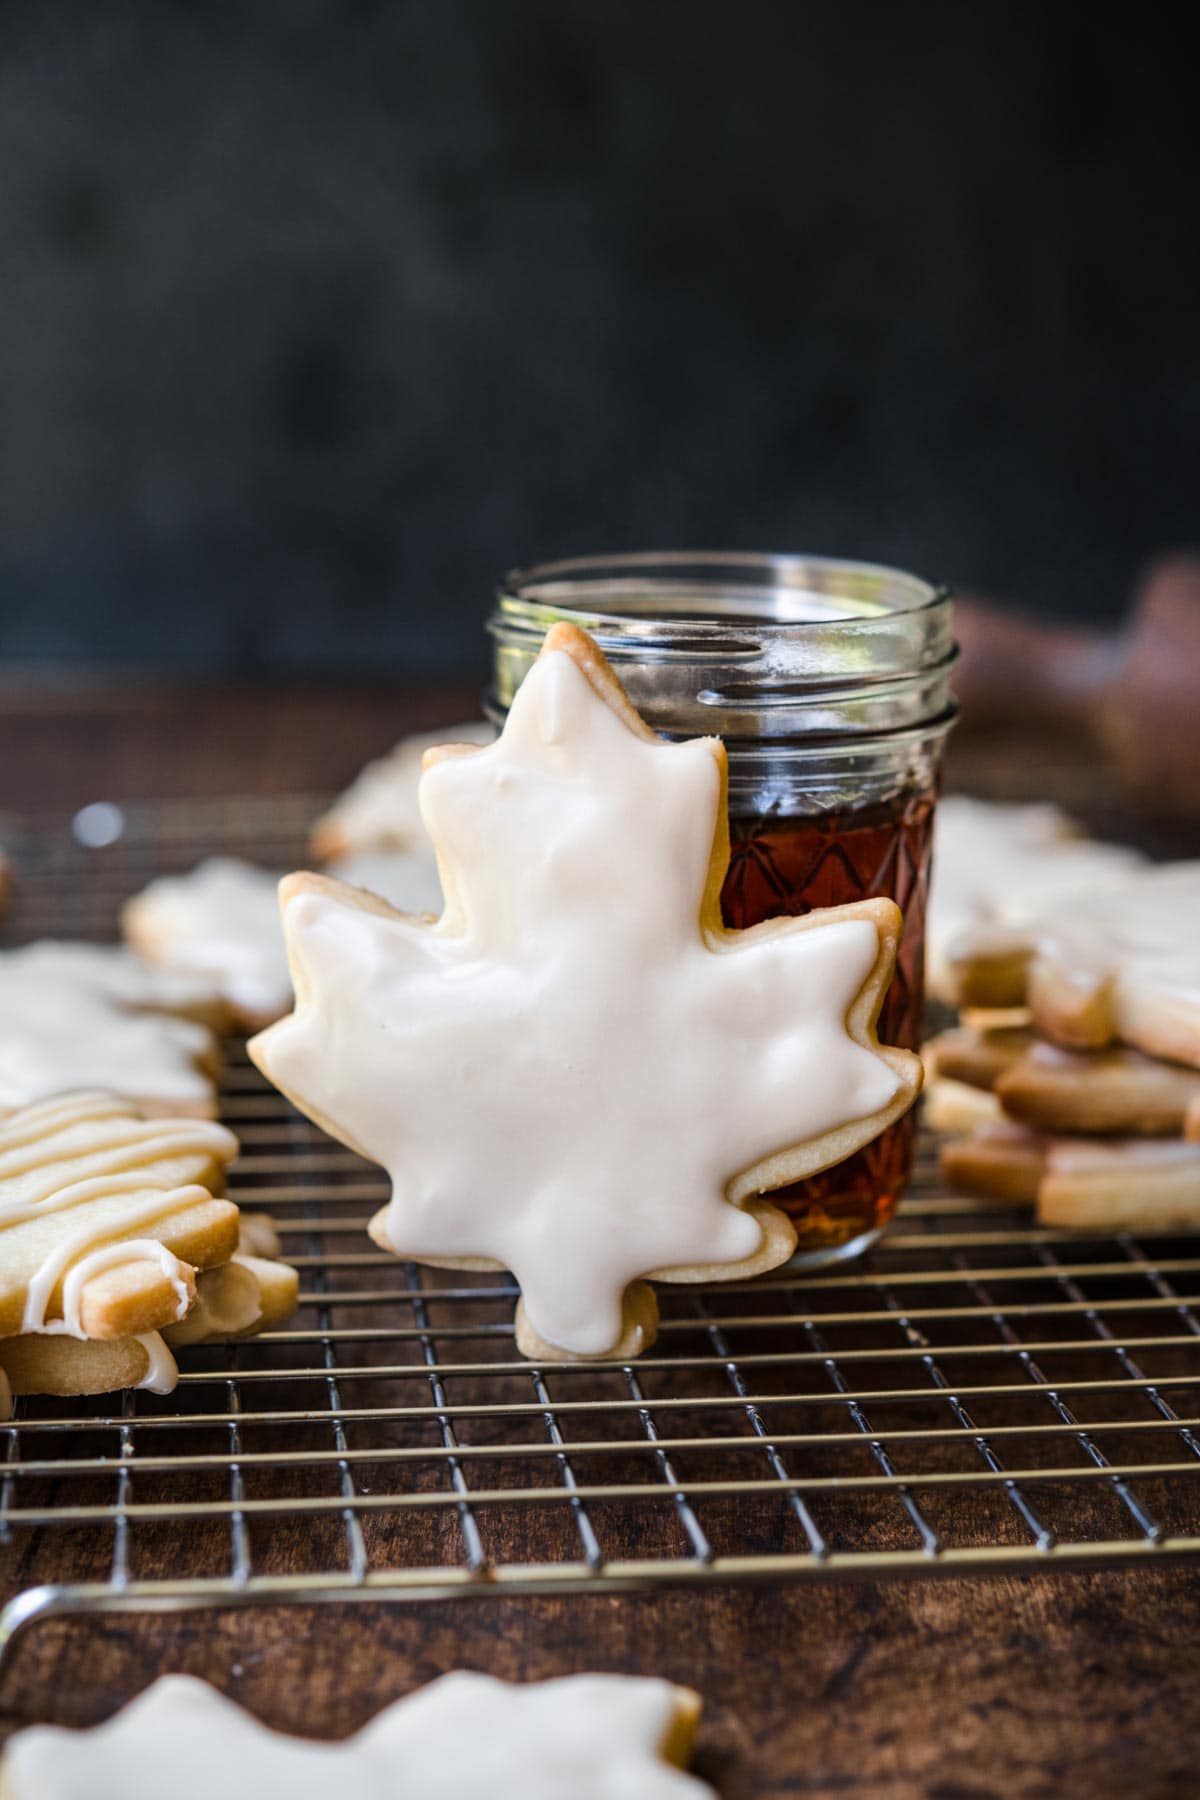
[[2, 682, 1199, 1798]]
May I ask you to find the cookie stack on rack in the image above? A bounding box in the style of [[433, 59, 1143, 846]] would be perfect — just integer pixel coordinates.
[[0, 1091, 298, 1419], [925, 803, 1200, 1230]]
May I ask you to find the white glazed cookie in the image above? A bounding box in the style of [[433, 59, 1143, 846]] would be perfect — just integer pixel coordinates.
[[310, 720, 495, 859], [946, 863, 1200, 1068], [252, 623, 921, 1360], [0, 955, 220, 1118], [0, 1671, 712, 1799], [927, 798, 1144, 1003], [123, 857, 293, 1031], [324, 848, 444, 916], [0, 1092, 297, 1405], [5, 939, 226, 1024]]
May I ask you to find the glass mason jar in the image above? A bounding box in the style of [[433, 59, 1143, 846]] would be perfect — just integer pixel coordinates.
[[488, 552, 956, 1265]]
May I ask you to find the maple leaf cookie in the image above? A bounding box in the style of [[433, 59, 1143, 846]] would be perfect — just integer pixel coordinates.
[[941, 1121, 1200, 1232], [310, 719, 495, 859], [927, 798, 1145, 1004], [946, 862, 1200, 1067], [252, 624, 921, 1358], [0, 948, 221, 1117], [0, 1671, 713, 1799], [323, 847, 444, 916], [0, 1091, 297, 1408], [123, 857, 294, 1030]]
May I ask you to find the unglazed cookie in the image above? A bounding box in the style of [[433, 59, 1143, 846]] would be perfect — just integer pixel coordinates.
[[0, 1092, 297, 1407], [123, 857, 293, 1031], [942, 1121, 1200, 1232], [310, 720, 495, 860], [252, 623, 921, 1360], [926, 1023, 1200, 1137], [927, 798, 1144, 1003], [0, 955, 220, 1117], [923, 1076, 1004, 1135], [0, 1671, 712, 1799]]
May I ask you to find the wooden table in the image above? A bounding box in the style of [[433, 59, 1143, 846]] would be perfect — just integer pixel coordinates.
[[2, 681, 1199, 1798]]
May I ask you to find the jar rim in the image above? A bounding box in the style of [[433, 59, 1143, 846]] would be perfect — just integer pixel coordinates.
[[490, 549, 956, 745], [500, 550, 950, 633]]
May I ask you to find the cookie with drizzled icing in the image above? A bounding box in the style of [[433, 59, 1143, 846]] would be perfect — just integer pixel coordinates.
[[0, 1091, 297, 1410], [252, 623, 921, 1360]]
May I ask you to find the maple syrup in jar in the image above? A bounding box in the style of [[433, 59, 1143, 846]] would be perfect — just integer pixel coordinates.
[[490, 554, 956, 1266]]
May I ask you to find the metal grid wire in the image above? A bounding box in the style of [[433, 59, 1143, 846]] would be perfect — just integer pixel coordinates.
[[3, 795, 1200, 1668]]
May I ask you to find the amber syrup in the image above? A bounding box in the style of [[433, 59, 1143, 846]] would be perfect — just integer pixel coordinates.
[[721, 787, 935, 1255]]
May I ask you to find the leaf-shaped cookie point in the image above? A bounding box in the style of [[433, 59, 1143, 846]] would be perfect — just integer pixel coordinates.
[[251, 623, 921, 1358]]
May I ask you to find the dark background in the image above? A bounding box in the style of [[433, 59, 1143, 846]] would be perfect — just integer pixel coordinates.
[[1, 1, 1197, 677]]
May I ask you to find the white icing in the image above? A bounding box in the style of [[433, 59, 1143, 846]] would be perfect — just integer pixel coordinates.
[[1, 1671, 712, 1799], [6, 940, 223, 1019], [254, 643, 908, 1356], [927, 798, 1145, 999], [1025, 863, 1200, 1009], [0, 1096, 238, 1204], [324, 848, 444, 915], [312, 720, 495, 854], [124, 857, 293, 1023], [0, 1096, 241, 1396], [20, 1194, 204, 1334], [0, 962, 218, 1115], [131, 1331, 179, 1393]]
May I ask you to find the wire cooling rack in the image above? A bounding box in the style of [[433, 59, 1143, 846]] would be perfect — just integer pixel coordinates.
[[3, 796, 1200, 1672]]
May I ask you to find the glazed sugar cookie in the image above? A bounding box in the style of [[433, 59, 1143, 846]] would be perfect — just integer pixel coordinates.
[[123, 857, 293, 1031], [252, 623, 921, 1360], [0, 953, 220, 1117], [926, 1023, 1200, 1137], [927, 798, 1144, 1004], [0, 1671, 712, 1800], [310, 720, 495, 859], [942, 1121, 1200, 1231], [0, 1093, 297, 1402], [6, 938, 226, 1025], [946, 863, 1200, 1067], [324, 848, 444, 916]]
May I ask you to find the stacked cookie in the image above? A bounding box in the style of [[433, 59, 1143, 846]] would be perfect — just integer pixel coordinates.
[[0, 1091, 298, 1417], [926, 836, 1200, 1229]]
